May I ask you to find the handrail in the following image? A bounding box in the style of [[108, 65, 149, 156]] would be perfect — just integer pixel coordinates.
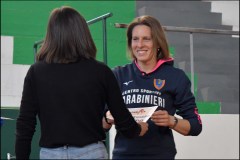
[[33, 12, 113, 64], [114, 23, 239, 94], [114, 23, 239, 35], [87, 12, 113, 25]]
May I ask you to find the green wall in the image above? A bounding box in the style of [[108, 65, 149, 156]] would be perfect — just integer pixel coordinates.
[[1, 1, 135, 67]]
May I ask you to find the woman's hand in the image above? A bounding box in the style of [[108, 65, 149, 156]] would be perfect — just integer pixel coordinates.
[[138, 122, 149, 136], [102, 117, 113, 129], [151, 110, 174, 127], [102, 111, 115, 130], [151, 110, 191, 135]]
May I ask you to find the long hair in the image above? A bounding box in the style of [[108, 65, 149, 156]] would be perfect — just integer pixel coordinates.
[[126, 15, 171, 60], [36, 6, 97, 63]]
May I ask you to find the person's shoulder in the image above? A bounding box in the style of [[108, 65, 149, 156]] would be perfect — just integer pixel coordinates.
[[28, 61, 43, 70], [164, 63, 184, 73], [32, 61, 45, 66], [112, 63, 132, 72], [89, 59, 114, 74], [92, 59, 109, 69], [163, 64, 187, 78], [30, 61, 50, 72]]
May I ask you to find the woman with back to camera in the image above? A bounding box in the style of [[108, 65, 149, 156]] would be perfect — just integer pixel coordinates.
[[15, 6, 148, 160], [103, 15, 202, 159]]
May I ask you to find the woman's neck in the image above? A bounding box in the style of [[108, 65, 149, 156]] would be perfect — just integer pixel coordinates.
[[136, 59, 157, 74]]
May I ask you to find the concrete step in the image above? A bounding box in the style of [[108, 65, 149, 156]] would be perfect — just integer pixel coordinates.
[[137, 7, 233, 30], [198, 86, 239, 104], [197, 73, 239, 89], [138, 7, 226, 26], [173, 47, 239, 65], [220, 102, 239, 114], [136, 1, 211, 12], [166, 32, 239, 48], [178, 61, 239, 75]]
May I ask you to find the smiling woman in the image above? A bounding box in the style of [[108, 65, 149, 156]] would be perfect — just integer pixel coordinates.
[[102, 15, 202, 159]]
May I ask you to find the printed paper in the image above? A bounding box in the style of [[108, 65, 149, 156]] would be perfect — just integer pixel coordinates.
[[106, 106, 158, 122]]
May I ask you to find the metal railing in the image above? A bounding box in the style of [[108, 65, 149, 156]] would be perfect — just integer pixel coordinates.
[[33, 12, 113, 64], [115, 23, 239, 94]]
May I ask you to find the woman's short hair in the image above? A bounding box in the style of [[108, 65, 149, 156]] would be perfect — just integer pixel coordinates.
[[37, 6, 96, 63]]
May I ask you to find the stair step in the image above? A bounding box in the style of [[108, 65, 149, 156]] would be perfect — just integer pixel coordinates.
[[198, 86, 239, 103], [180, 61, 239, 75], [136, 1, 211, 12], [138, 7, 225, 26], [197, 73, 239, 89], [173, 48, 239, 65], [220, 102, 239, 114], [166, 32, 238, 47]]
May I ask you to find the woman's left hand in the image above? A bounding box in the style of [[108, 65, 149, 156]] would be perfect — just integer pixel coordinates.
[[151, 110, 173, 127]]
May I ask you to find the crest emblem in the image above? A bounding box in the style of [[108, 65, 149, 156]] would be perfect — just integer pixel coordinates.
[[153, 79, 165, 90]]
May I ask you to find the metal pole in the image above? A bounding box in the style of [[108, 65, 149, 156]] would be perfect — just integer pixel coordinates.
[[34, 46, 37, 62], [33, 40, 43, 63], [102, 18, 107, 65], [87, 12, 112, 25], [190, 33, 194, 94]]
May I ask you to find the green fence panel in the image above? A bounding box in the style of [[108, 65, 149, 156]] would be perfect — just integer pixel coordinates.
[[196, 101, 221, 114], [1, 108, 40, 159]]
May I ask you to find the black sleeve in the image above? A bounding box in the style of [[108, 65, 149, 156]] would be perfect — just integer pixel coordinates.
[[15, 65, 38, 159], [175, 71, 202, 136], [104, 66, 141, 138]]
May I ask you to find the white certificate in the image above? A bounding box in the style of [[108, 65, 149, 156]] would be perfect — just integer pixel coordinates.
[[107, 106, 158, 122]]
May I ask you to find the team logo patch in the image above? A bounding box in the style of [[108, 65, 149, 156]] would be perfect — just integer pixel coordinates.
[[153, 79, 165, 90]]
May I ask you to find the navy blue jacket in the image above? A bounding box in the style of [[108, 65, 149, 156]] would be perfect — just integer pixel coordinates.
[[112, 59, 202, 158]]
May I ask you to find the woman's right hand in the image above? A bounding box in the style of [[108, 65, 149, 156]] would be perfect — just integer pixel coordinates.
[[102, 111, 115, 130], [138, 122, 148, 136], [102, 117, 114, 129]]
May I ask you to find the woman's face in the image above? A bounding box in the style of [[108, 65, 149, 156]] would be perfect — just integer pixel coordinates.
[[131, 25, 156, 64]]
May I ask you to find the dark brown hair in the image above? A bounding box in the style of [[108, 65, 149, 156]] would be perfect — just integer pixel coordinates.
[[37, 6, 97, 63], [127, 15, 171, 60]]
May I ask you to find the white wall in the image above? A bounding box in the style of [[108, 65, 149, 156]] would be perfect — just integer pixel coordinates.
[[1, 36, 30, 107], [109, 114, 239, 159], [210, 1, 239, 31], [174, 114, 239, 159]]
